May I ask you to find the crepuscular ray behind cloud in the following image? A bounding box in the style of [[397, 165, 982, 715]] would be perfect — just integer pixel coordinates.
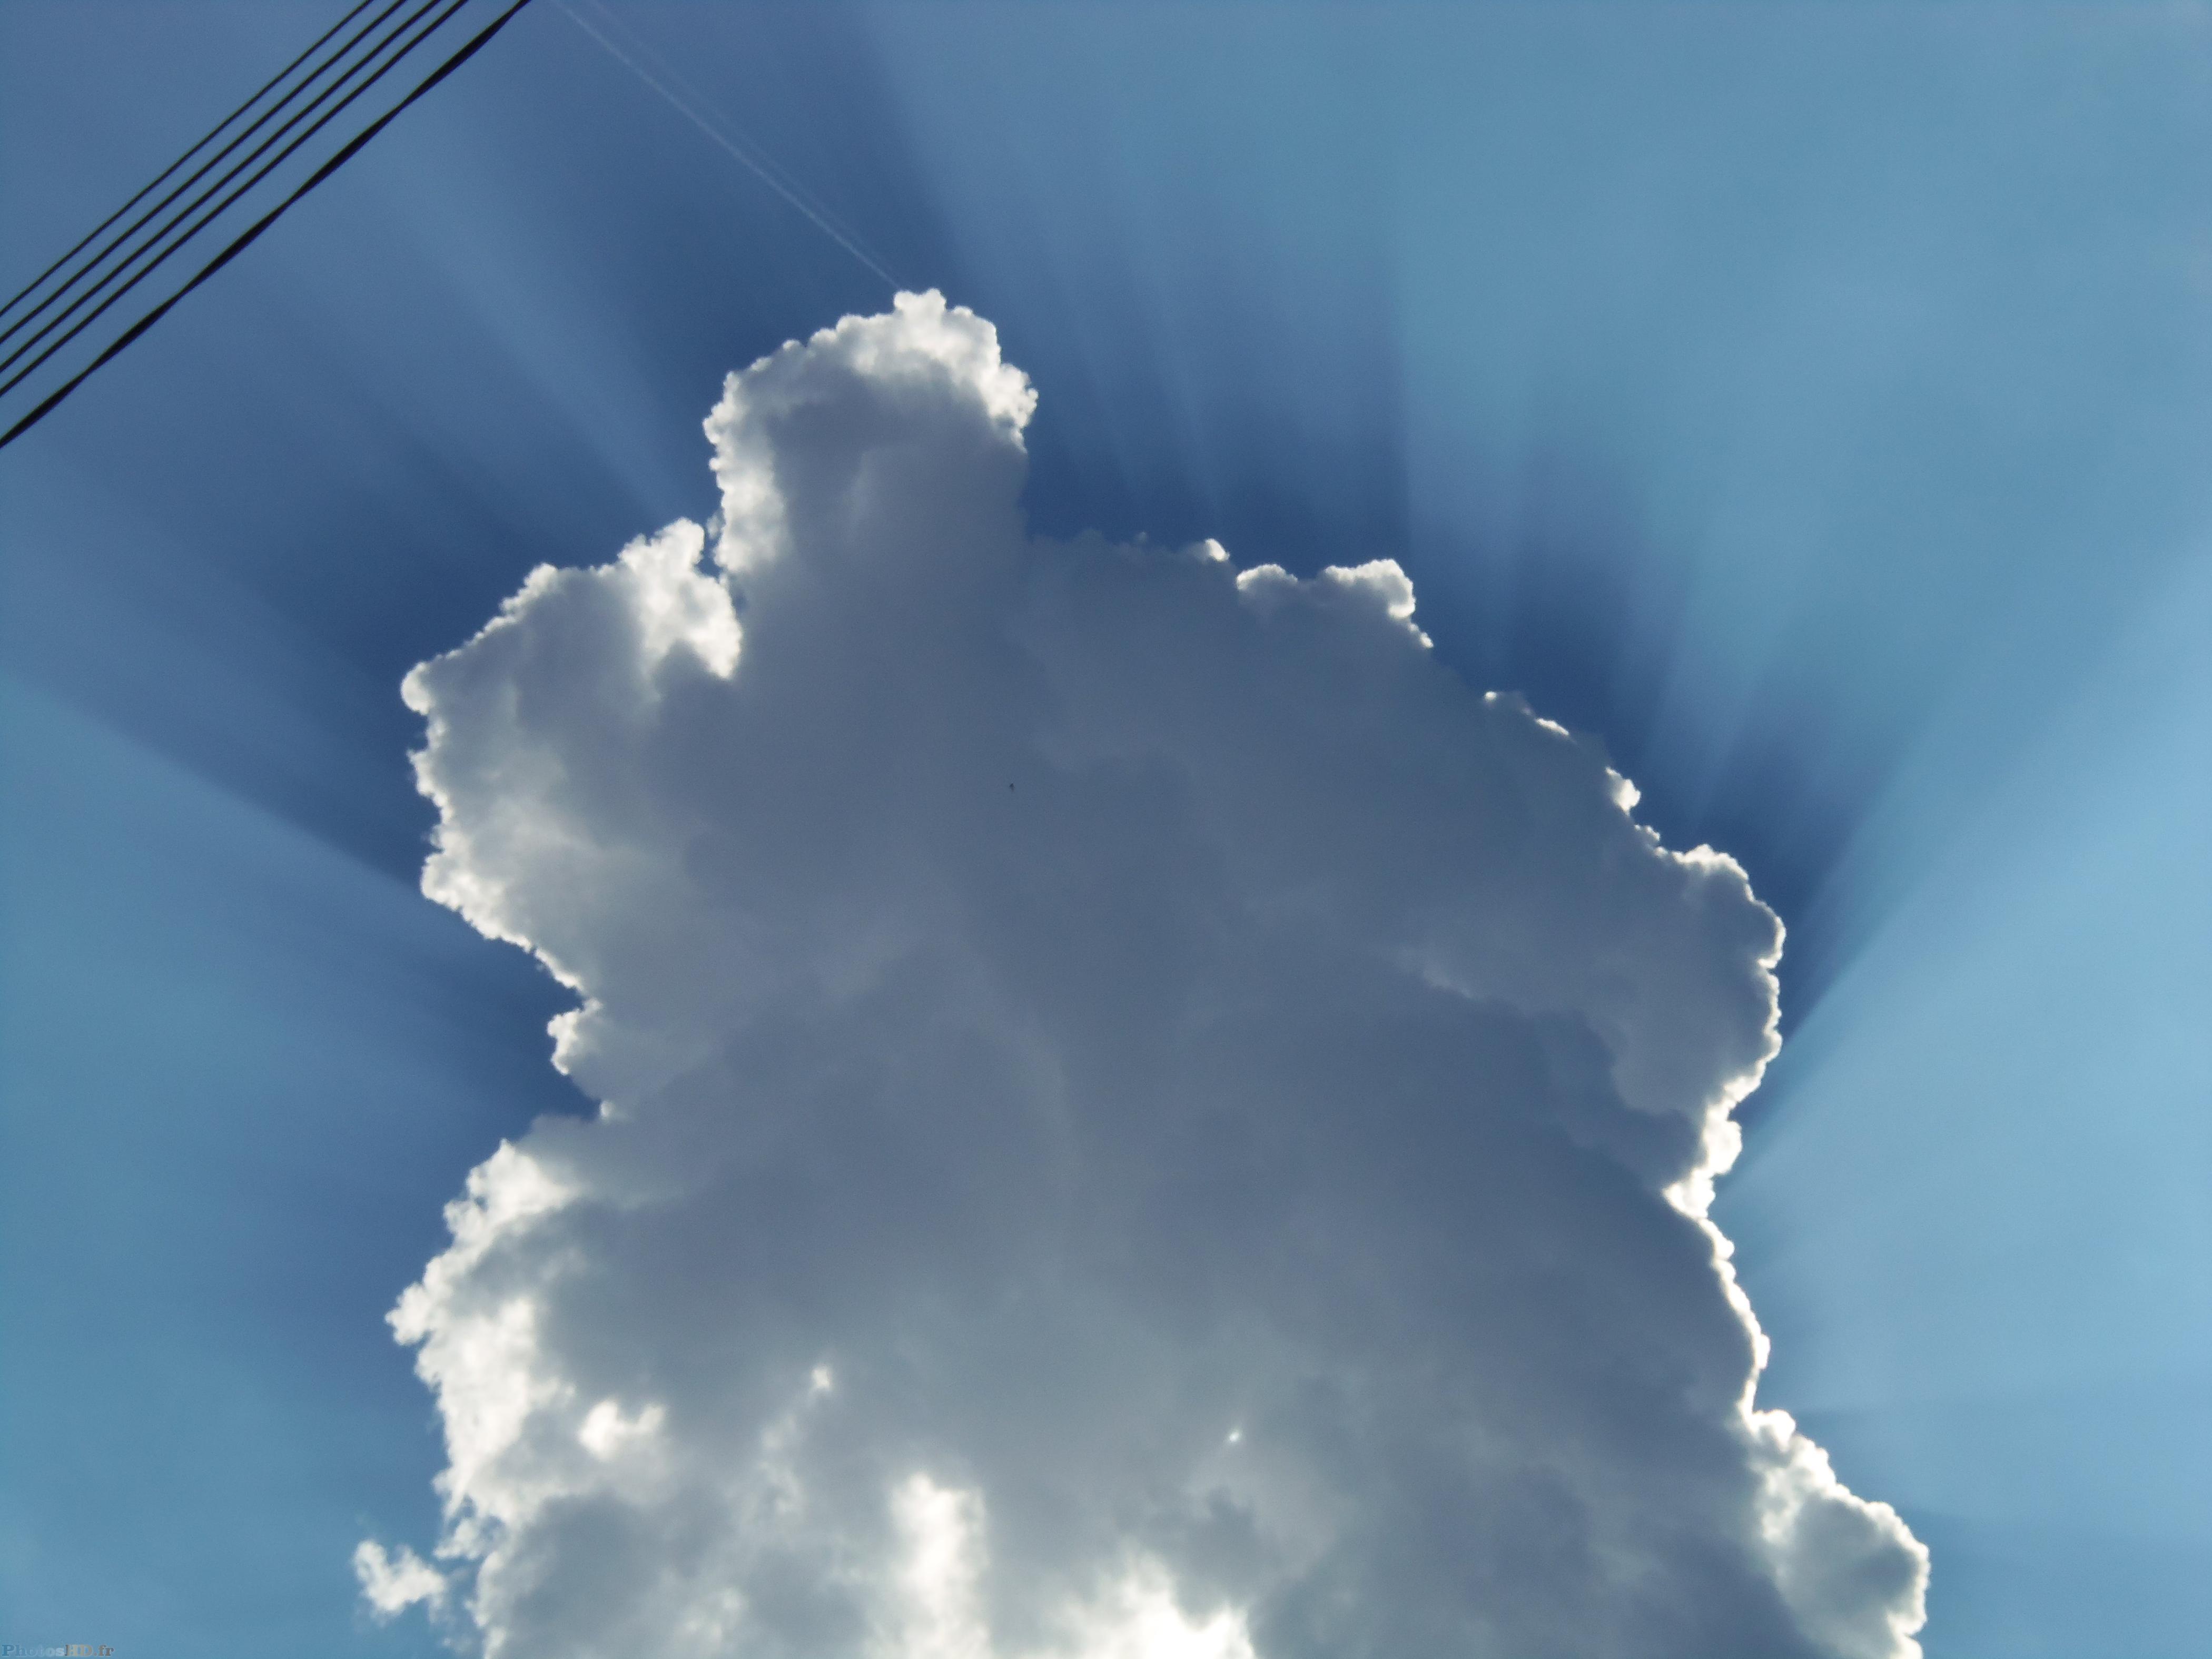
[[367, 291, 1927, 1659]]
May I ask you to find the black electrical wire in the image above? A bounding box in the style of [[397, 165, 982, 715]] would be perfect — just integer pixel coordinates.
[[0, 0, 539, 453], [0, 0, 461, 381], [0, 0, 424, 354], [0, 0, 382, 332]]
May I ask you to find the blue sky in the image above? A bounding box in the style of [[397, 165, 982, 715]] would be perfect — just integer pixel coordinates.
[[1, 3, 2206, 1655]]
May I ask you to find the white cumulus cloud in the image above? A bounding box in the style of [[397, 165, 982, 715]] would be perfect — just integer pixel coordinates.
[[376, 290, 1926, 1658], [354, 1539, 449, 1619]]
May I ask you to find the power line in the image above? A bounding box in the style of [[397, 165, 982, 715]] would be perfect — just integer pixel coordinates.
[[0, 0, 418, 350], [0, 0, 481, 398], [0, 0, 540, 452], [0, 0, 382, 331], [0, 0, 430, 352], [0, 0, 457, 380]]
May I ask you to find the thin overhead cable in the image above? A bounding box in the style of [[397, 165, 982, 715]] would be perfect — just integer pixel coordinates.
[[0, 0, 473, 395], [0, 0, 540, 453], [0, 0, 383, 331], [557, 0, 899, 289], [0, 0, 429, 356], [0, 0, 428, 354]]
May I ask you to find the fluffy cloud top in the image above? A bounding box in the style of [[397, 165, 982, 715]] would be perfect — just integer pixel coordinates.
[[368, 291, 1926, 1658]]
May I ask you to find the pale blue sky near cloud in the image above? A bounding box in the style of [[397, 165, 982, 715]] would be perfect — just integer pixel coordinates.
[[1, 3, 2206, 1655]]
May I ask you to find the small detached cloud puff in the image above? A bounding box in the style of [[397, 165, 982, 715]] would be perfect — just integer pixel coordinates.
[[366, 290, 1926, 1659]]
